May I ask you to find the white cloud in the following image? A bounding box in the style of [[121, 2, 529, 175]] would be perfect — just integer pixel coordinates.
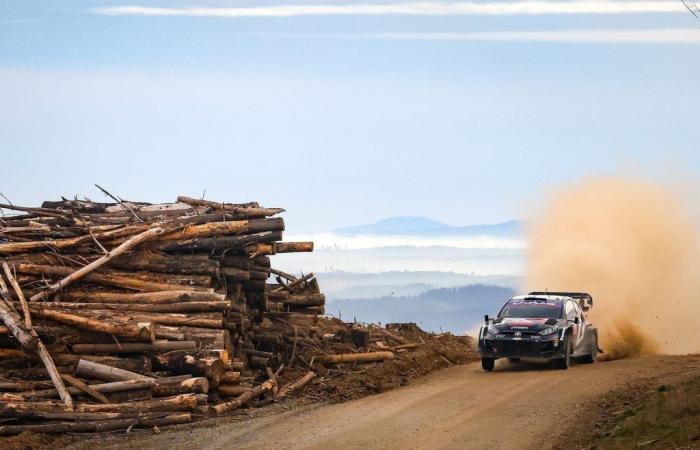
[[93, 1, 685, 18], [368, 28, 700, 43]]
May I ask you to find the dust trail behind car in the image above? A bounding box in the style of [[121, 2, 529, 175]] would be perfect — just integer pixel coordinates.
[[525, 177, 700, 358]]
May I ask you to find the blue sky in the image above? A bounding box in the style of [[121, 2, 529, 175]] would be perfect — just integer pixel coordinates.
[[1, 1, 699, 231]]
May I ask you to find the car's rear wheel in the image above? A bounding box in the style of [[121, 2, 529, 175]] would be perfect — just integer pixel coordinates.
[[580, 332, 598, 364], [507, 358, 520, 363], [554, 336, 572, 370], [481, 357, 495, 371]]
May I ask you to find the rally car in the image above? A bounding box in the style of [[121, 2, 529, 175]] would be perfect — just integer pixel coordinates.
[[477, 292, 600, 371]]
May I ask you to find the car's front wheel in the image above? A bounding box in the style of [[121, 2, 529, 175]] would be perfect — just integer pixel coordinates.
[[481, 357, 495, 371], [554, 336, 572, 370]]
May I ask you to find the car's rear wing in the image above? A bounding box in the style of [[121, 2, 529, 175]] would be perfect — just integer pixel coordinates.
[[528, 291, 593, 311]]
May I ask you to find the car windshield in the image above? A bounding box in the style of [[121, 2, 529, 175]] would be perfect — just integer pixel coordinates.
[[499, 302, 562, 319]]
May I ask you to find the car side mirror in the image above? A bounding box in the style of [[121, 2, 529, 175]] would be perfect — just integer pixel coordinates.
[[484, 315, 490, 324], [574, 317, 580, 325]]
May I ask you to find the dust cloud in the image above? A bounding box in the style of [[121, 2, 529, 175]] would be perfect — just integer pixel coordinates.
[[525, 178, 700, 358]]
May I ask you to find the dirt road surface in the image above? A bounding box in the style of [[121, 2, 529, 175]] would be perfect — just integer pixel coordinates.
[[71, 355, 700, 450]]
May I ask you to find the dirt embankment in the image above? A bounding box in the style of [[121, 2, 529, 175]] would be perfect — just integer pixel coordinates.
[[55, 355, 700, 450]]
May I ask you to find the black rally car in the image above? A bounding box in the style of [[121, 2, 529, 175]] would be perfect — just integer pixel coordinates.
[[477, 292, 600, 371]]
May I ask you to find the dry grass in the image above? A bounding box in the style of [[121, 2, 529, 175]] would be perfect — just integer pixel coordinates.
[[589, 374, 700, 449]]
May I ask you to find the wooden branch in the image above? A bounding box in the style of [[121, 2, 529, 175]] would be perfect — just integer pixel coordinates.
[[272, 272, 314, 293], [269, 268, 298, 282], [94, 184, 144, 222], [2, 263, 31, 327], [274, 242, 313, 253], [35, 342, 74, 407], [30, 226, 166, 302], [176, 196, 284, 218], [277, 371, 316, 399], [60, 373, 110, 404], [205, 380, 273, 415], [320, 351, 395, 364], [0, 291, 73, 407]]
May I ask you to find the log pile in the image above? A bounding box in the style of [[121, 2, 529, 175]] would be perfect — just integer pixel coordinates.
[[0, 194, 328, 434]]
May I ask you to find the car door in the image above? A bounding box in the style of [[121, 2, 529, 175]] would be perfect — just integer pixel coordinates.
[[572, 301, 587, 351], [565, 300, 581, 346]]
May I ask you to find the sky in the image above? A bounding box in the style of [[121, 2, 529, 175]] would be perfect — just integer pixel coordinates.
[[1, 1, 699, 232]]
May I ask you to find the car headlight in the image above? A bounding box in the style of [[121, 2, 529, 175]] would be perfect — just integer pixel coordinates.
[[487, 324, 499, 335], [539, 326, 558, 335]]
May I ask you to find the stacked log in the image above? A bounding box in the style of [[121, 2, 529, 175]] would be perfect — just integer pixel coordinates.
[[0, 194, 323, 434]]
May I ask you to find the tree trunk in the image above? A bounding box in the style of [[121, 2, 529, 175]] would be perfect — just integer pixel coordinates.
[[320, 351, 395, 364], [153, 377, 209, 396], [28, 308, 155, 342], [60, 290, 225, 304], [274, 242, 313, 253], [25, 301, 229, 314], [75, 359, 154, 382], [71, 341, 196, 355], [277, 371, 316, 399], [15, 264, 209, 292], [154, 353, 224, 388]]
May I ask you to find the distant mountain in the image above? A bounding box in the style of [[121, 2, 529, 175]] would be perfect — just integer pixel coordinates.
[[333, 216, 524, 237]]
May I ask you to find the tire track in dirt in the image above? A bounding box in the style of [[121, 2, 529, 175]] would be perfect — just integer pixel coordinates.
[[71, 355, 700, 450]]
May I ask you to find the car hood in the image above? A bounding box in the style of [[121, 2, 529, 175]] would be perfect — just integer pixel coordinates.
[[492, 318, 563, 332]]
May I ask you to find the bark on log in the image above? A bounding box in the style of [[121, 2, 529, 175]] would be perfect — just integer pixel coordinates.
[[76, 359, 154, 382], [0, 412, 191, 435], [320, 351, 395, 364], [274, 242, 313, 253], [283, 294, 325, 307], [205, 380, 273, 415], [220, 371, 241, 385], [24, 379, 156, 400], [109, 252, 218, 275], [71, 341, 197, 355], [25, 301, 230, 314], [73, 394, 197, 413], [127, 313, 224, 329], [15, 264, 208, 292], [176, 196, 283, 218], [159, 218, 284, 241], [2, 264, 31, 327], [152, 377, 209, 396], [60, 373, 110, 404], [154, 231, 283, 253], [60, 290, 225, 304], [277, 371, 315, 399], [154, 353, 224, 388], [217, 385, 252, 397], [28, 308, 155, 342]]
